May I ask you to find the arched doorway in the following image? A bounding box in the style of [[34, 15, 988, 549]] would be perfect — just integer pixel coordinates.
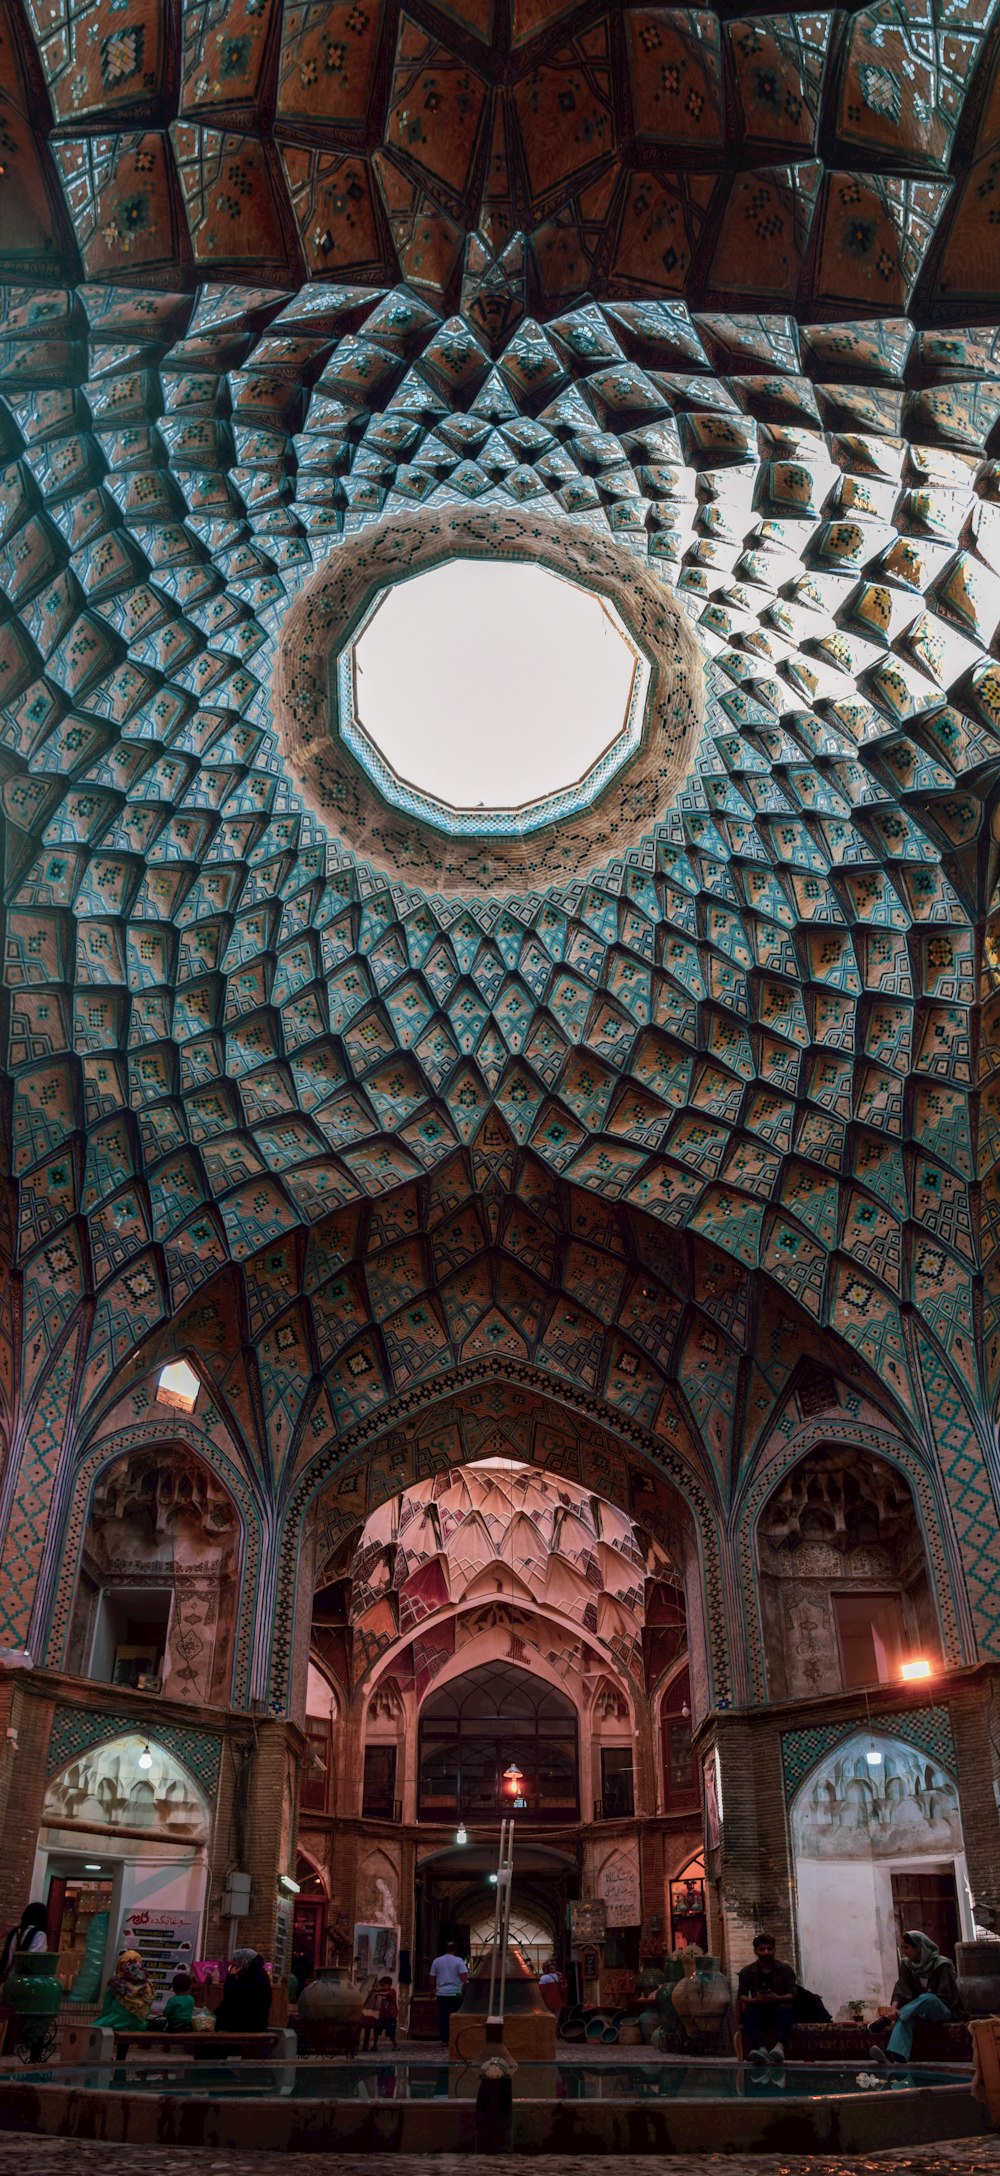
[[413, 1838, 578, 1997], [292, 1850, 329, 1989]]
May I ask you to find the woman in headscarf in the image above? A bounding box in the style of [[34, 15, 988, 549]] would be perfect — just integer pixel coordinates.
[[0, 1902, 48, 1979], [94, 1948, 154, 2031], [884, 1930, 962, 2062], [214, 1947, 272, 2033]]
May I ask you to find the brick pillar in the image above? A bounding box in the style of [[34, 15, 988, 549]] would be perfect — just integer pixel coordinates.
[[709, 1716, 793, 1978], [208, 1717, 304, 1960], [949, 1667, 1000, 1926], [0, 1672, 55, 1928], [639, 1822, 667, 1951]]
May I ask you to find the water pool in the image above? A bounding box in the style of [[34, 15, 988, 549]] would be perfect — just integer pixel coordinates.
[[10, 2055, 968, 2100]]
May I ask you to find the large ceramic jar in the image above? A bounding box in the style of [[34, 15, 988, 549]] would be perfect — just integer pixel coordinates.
[[957, 1942, 1000, 2016], [296, 1966, 364, 2054], [2, 1951, 62, 2060], [671, 1947, 730, 2042]]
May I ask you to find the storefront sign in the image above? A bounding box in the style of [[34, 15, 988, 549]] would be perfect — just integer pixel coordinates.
[[117, 1906, 201, 1997], [569, 1898, 606, 1948], [273, 1897, 293, 1983], [601, 1845, 640, 1929], [354, 1922, 399, 1989]]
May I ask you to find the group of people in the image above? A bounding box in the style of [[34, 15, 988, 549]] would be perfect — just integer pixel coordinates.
[[738, 1927, 962, 2066], [2, 1898, 962, 2066], [1, 1903, 273, 2036], [90, 1945, 273, 2035]]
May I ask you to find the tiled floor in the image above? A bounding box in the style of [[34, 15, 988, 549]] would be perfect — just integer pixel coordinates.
[[0, 2139, 996, 2175]]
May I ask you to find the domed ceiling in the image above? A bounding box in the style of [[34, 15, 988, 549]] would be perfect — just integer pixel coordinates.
[[2, 0, 1000, 1676]]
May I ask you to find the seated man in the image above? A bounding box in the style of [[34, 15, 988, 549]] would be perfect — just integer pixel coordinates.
[[737, 1933, 796, 2063], [877, 1930, 962, 2063]]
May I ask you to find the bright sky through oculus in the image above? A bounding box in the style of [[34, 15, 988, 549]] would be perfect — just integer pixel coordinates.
[[352, 559, 638, 812]]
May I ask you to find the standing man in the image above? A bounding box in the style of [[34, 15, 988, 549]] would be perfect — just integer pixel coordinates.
[[737, 1932, 796, 2063], [430, 1939, 468, 2046]]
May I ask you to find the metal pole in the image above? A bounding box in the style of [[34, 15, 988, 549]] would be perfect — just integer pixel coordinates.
[[497, 1819, 513, 2019], [486, 1817, 506, 2022]]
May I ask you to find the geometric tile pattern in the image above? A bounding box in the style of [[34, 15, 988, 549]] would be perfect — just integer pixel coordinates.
[[1, 0, 1000, 317], [780, 1701, 957, 1801], [47, 1702, 223, 1796]]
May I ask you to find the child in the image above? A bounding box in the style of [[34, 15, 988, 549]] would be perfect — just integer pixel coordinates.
[[374, 1975, 398, 2047], [163, 1969, 195, 2032]]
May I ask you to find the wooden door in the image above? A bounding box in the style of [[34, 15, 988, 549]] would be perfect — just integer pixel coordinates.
[[890, 1870, 960, 1960]]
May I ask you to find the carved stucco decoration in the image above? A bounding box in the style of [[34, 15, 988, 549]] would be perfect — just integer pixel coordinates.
[[91, 1449, 237, 1539], [790, 1728, 961, 1862], [43, 1731, 211, 1844], [272, 504, 705, 891]]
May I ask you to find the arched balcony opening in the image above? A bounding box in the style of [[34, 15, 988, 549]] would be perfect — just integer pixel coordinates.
[[417, 1662, 579, 1825], [66, 1448, 239, 1706], [757, 1444, 940, 1702]]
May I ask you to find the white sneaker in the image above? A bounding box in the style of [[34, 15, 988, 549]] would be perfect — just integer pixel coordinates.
[[767, 2042, 785, 2062], [749, 2046, 768, 2063]]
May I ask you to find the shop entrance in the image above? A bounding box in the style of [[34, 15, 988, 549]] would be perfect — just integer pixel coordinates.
[[292, 1854, 329, 1990], [47, 1860, 115, 2001]]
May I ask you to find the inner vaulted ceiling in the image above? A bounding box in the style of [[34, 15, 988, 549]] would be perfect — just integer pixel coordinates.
[[3, 0, 1000, 1601]]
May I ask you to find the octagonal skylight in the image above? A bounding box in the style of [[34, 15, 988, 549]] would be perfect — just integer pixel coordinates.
[[338, 559, 649, 838]]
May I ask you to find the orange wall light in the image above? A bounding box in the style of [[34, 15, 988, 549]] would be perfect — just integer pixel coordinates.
[[900, 1658, 933, 1682]]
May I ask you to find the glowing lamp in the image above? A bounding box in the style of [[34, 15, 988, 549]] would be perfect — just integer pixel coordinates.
[[901, 1658, 932, 1682], [866, 1745, 883, 1767], [278, 1873, 300, 1895], [137, 1744, 153, 1771], [455, 1825, 468, 1847], [502, 1762, 524, 1800]]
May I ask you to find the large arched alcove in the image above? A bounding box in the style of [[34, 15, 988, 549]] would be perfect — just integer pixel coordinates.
[[790, 1728, 970, 2020], [755, 1442, 943, 1703], [280, 1366, 719, 1725], [64, 1445, 241, 1707]]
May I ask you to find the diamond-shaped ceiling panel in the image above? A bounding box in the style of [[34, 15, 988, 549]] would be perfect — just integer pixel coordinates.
[[1, 0, 1000, 1624]]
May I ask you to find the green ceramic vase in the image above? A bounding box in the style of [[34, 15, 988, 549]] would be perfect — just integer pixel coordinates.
[[3, 1951, 62, 2062]]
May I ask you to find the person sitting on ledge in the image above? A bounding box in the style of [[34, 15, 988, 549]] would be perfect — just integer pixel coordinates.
[[874, 1929, 962, 2064], [737, 1933, 796, 2063], [215, 1948, 272, 2033], [163, 1969, 195, 2032], [94, 1948, 153, 2032]]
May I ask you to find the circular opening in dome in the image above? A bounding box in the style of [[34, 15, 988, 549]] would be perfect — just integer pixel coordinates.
[[344, 558, 646, 835]]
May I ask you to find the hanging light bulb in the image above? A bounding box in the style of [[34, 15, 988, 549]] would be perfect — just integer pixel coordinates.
[[137, 1743, 153, 1771], [866, 1743, 882, 1767], [456, 1824, 468, 1846]]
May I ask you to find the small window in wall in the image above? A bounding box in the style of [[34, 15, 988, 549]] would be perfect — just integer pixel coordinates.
[[363, 1743, 398, 1819], [300, 1720, 331, 1813], [661, 1669, 699, 1814], [156, 1360, 199, 1413], [89, 1587, 170, 1690], [600, 1747, 635, 1818], [833, 1591, 906, 1689], [670, 1853, 707, 1952]]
